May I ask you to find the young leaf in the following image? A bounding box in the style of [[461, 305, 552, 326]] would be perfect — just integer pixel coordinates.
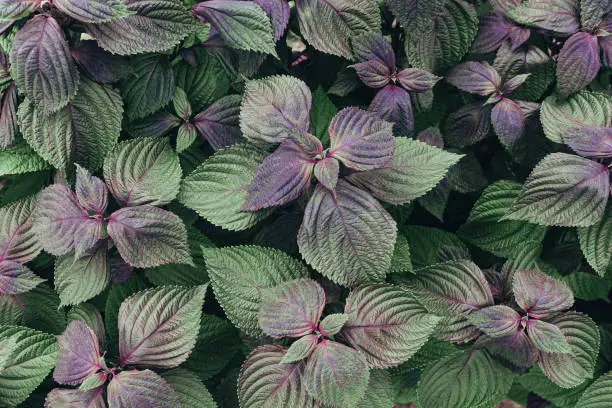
[[75, 164, 108, 216], [67, 303, 106, 352], [446, 61, 501, 96], [10, 16, 79, 115], [368, 84, 414, 136], [71, 40, 132, 84], [556, 32, 600, 98], [108, 206, 192, 268], [203, 245, 308, 337], [575, 371, 612, 408], [396, 68, 441, 92], [352, 32, 396, 67], [313, 157, 339, 191], [471, 10, 528, 54], [103, 137, 181, 207], [444, 103, 492, 148], [310, 87, 338, 145], [341, 284, 441, 368], [563, 125, 612, 158], [319, 313, 348, 337], [0, 261, 43, 295], [491, 97, 526, 153], [107, 369, 180, 408], [118, 285, 206, 368], [527, 319, 573, 354], [45, 387, 106, 408], [161, 369, 217, 408], [53, 321, 102, 386], [192, 94, 243, 150], [0, 196, 41, 264], [298, 180, 397, 287], [122, 55, 174, 121], [0, 83, 17, 149], [513, 268, 574, 317], [578, 204, 612, 277], [54, 0, 133, 23], [469, 305, 521, 338], [281, 334, 319, 364], [351, 59, 392, 89]]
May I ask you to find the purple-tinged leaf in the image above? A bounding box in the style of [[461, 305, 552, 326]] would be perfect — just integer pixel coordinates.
[[127, 112, 181, 139], [281, 334, 319, 364], [341, 284, 441, 368], [118, 285, 206, 368], [0, 261, 44, 295], [75, 164, 108, 216], [240, 75, 312, 143], [513, 268, 574, 317], [490, 0, 521, 12], [176, 123, 198, 154], [71, 40, 131, 84], [491, 97, 526, 153], [0, 0, 41, 20], [67, 303, 107, 353], [319, 313, 348, 337], [446, 61, 501, 96], [581, 0, 610, 32], [297, 180, 397, 287], [527, 319, 573, 354], [35, 184, 102, 257], [469, 305, 521, 338], [238, 345, 315, 408], [417, 127, 444, 148], [352, 33, 396, 68], [45, 388, 106, 408], [444, 103, 492, 148], [193, 94, 243, 151], [368, 84, 414, 136], [107, 369, 180, 408], [54, 0, 133, 23], [556, 32, 600, 98], [78, 372, 107, 391], [0, 83, 17, 149], [10, 16, 78, 115], [351, 59, 392, 89], [53, 321, 102, 386], [396, 68, 441, 92], [328, 107, 394, 170], [0, 196, 41, 264], [472, 11, 528, 54], [563, 125, 612, 158], [108, 206, 192, 268], [253, 0, 290, 40], [258, 278, 325, 338], [481, 328, 539, 368], [110, 254, 133, 284], [502, 74, 530, 94], [172, 88, 191, 121], [313, 157, 339, 191], [303, 340, 369, 407], [600, 36, 612, 68], [506, 0, 580, 36]]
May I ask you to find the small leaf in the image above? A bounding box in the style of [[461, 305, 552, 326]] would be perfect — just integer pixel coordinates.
[[107, 369, 180, 408], [491, 97, 526, 154], [310, 87, 338, 145], [575, 371, 612, 408], [122, 55, 174, 121], [0, 196, 41, 263], [53, 321, 101, 386], [513, 268, 574, 317], [281, 334, 319, 364], [313, 157, 339, 191], [578, 204, 612, 277], [468, 305, 521, 338], [351, 59, 392, 89], [54, 0, 133, 23], [67, 303, 106, 352], [172, 87, 191, 121], [396, 68, 441, 92], [446, 61, 501, 96], [556, 32, 600, 98], [527, 319, 573, 354], [75, 164, 108, 216], [368, 84, 414, 136], [45, 388, 105, 408], [176, 123, 198, 154], [319, 313, 348, 337], [506, 0, 580, 36], [444, 103, 492, 148], [161, 369, 217, 408], [192, 94, 242, 151], [71, 40, 132, 84], [0, 261, 44, 295], [254, 0, 290, 41], [352, 32, 396, 67], [0, 83, 17, 149]]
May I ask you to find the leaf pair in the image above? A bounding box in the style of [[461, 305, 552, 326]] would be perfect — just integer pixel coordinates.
[[471, 3, 531, 54]]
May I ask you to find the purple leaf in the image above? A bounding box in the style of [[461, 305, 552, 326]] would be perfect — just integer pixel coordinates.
[[253, 0, 290, 40], [109, 254, 134, 284], [127, 112, 181, 139], [107, 369, 180, 408], [193, 94, 243, 150], [446, 61, 502, 96], [0, 83, 17, 149], [396, 68, 441, 92], [0, 261, 44, 295], [491, 97, 526, 153], [506, 0, 580, 36], [258, 278, 325, 338], [512, 268, 574, 318], [35, 184, 102, 257], [556, 32, 600, 98], [580, 0, 609, 32], [0, 196, 41, 264], [417, 127, 444, 148], [313, 157, 340, 191], [53, 321, 102, 386], [71, 40, 131, 84], [352, 33, 396, 69], [501, 74, 530, 94], [444, 103, 492, 148], [10, 16, 79, 114], [118, 285, 206, 368], [240, 75, 312, 143], [107, 206, 192, 268], [563, 125, 612, 158], [369, 84, 414, 136], [526, 319, 573, 354], [0, 0, 41, 19], [328, 107, 394, 170], [45, 388, 106, 408], [469, 305, 521, 338], [351, 59, 392, 89], [75, 164, 108, 216], [483, 328, 539, 368], [472, 11, 521, 54], [600, 36, 612, 68]]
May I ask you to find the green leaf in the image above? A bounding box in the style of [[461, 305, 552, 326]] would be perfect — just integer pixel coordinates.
[[358, 369, 394, 408], [161, 369, 217, 408], [402, 225, 469, 269], [527, 319, 573, 354], [506, 0, 580, 36], [178, 144, 273, 231], [575, 371, 612, 408], [0, 143, 49, 177], [280, 335, 318, 364], [319, 313, 348, 337], [310, 86, 337, 146], [417, 350, 515, 408], [122, 55, 174, 121], [203, 245, 308, 337], [19, 284, 67, 335], [562, 272, 611, 302], [390, 233, 413, 274], [54, 0, 134, 23], [578, 204, 612, 277], [0, 325, 58, 407], [177, 123, 198, 153], [505, 153, 610, 227], [458, 180, 548, 257], [0, 195, 41, 264], [103, 137, 181, 207], [519, 366, 591, 408]]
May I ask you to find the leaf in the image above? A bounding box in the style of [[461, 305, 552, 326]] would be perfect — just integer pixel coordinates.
[[240, 75, 312, 143], [0, 261, 43, 295], [341, 284, 441, 368], [505, 153, 610, 227], [540, 90, 611, 143], [85, 0, 194, 55], [578, 204, 612, 276], [0, 196, 41, 264], [319, 313, 348, 337], [192, 94, 242, 151], [297, 180, 397, 287], [563, 272, 611, 302], [54, 242, 110, 306], [328, 107, 394, 171], [351, 59, 392, 88], [103, 137, 181, 207], [71, 40, 132, 84], [0, 142, 49, 177], [527, 319, 573, 354], [390, 233, 413, 273], [468, 305, 521, 338], [303, 340, 370, 408], [53, 321, 101, 386], [313, 157, 339, 191], [563, 125, 612, 159], [44, 388, 106, 408], [575, 371, 612, 408], [108, 206, 192, 268], [471, 10, 528, 54], [54, 0, 133, 23], [310, 87, 338, 145], [0, 83, 17, 149], [10, 16, 78, 115], [295, 0, 381, 58], [238, 345, 315, 408], [458, 180, 547, 257], [161, 369, 217, 408], [513, 268, 574, 317], [0, 325, 58, 407], [281, 334, 319, 364], [446, 61, 501, 96], [417, 349, 514, 408], [518, 366, 590, 408], [192, 0, 277, 56], [73, 167, 106, 220], [107, 369, 180, 408], [506, 0, 580, 36], [491, 98, 526, 154], [556, 32, 600, 98], [122, 55, 175, 121], [203, 245, 308, 337], [357, 369, 394, 408], [346, 138, 463, 205], [538, 312, 600, 388], [67, 303, 106, 352], [118, 285, 206, 368], [403, 226, 469, 269], [443, 103, 492, 148], [254, 0, 290, 40], [179, 144, 273, 231], [0, 0, 40, 20], [176, 123, 198, 154]]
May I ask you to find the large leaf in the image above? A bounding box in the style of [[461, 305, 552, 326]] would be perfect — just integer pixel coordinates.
[[203, 245, 308, 337], [513, 268, 574, 317], [0, 143, 49, 177], [0, 261, 43, 295], [556, 32, 600, 98], [0, 325, 58, 407], [179, 144, 272, 231], [295, 0, 381, 58], [297, 180, 397, 287], [71, 40, 132, 84], [107, 206, 192, 268], [563, 125, 612, 159], [341, 284, 441, 368], [107, 369, 180, 408], [347, 138, 462, 205], [85, 0, 194, 55], [118, 285, 206, 368], [518, 366, 590, 408], [443, 103, 492, 148], [578, 204, 612, 277], [575, 371, 612, 408], [161, 369, 216, 408], [192, 94, 242, 151], [0, 196, 41, 264], [103, 137, 181, 207], [54, 0, 133, 23], [122, 55, 174, 121], [505, 153, 610, 227], [10, 16, 78, 114], [53, 321, 101, 386], [506, 0, 580, 36], [403, 225, 470, 269]]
